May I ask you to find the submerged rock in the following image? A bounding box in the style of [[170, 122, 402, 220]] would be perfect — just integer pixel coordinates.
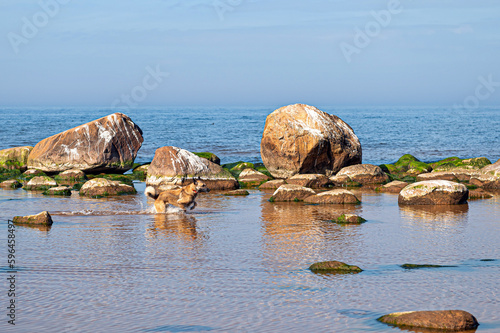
[[304, 189, 360, 204], [23, 176, 58, 191], [146, 146, 238, 190], [270, 184, 316, 202], [378, 310, 479, 331], [13, 211, 53, 226], [28, 113, 143, 174], [309, 261, 363, 273], [260, 104, 362, 178], [0, 146, 33, 171], [286, 174, 331, 188], [335, 164, 389, 185], [79, 178, 136, 197], [400, 264, 457, 269], [399, 180, 468, 205]]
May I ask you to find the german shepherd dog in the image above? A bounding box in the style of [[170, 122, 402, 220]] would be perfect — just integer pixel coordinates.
[[145, 179, 210, 213]]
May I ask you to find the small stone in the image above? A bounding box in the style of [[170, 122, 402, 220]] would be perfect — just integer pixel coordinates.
[[259, 179, 287, 190], [224, 189, 250, 196], [23, 176, 58, 191], [309, 261, 363, 273], [0, 179, 22, 189], [12, 211, 53, 226], [270, 184, 316, 202], [378, 310, 479, 331], [469, 189, 493, 200], [56, 169, 86, 181], [43, 186, 72, 196], [376, 180, 408, 193], [398, 180, 468, 205], [238, 168, 270, 186], [334, 214, 366, 224], [416, 172, 459, 182], [304, 189, 360, 204], [335, 164, 389, 185], [79, 178, 136, 197]]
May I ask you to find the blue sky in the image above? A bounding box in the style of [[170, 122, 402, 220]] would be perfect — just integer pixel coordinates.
[[1, 0, 499, 107]]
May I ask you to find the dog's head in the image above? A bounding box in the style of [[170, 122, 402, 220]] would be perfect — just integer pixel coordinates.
[[191, 178, 210, 193]]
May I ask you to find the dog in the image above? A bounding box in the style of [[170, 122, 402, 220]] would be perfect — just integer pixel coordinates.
[[145, 178, 210, 213]]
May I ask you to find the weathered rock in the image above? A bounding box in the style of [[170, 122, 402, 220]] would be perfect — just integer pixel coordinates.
[[416, 172, 459, 182], [0, 146, 33, 171], [22, 169, 46, 177], [12, 211, 53, 226], [0, 179, 22, 189], [399, 180, 468, 205], [146, 146, 238, 190], [378, 310, 479, 331], [333, 214, 366, 224], [28, 113, 143, 174], [304, 189, 360, 204], [270, 184, 316, 202], [192, 152, 221, 165], [55, 169, 86, 181], [238, 168, 270, 186], [469, 188, 493, 200], [481, 158, 500, 174], [309, 261, 363, 273], [377, 180, 409, 193], [329, 174, 361, 187], [260, 104, 362, 178], [335, 164, 389, 185], [286, 174, 331, 188], [224, 189, 250, 196], [79, 178, 136, 197], [470, 172, 500, 189], [259, 179, 287, 190], [43, 186, 72, 196], [23, 176, 57, 191]]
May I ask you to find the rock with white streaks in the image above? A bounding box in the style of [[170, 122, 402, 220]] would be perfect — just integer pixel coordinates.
[[27, 113, 143, 174]]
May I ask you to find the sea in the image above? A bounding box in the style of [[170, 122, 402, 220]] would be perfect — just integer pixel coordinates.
[[0, 106, 499, 333]]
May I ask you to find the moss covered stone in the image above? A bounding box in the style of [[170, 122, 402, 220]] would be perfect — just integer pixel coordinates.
[[309, 261, 363, 273], [334, 214, 366, 224], [193, 152, 221, 165], [430, 156, 491, 171], [43, 186, 72, 196]]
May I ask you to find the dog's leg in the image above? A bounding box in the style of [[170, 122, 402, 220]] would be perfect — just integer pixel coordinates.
[[190, 201, 197, 210], [155, 200, 166, 213]]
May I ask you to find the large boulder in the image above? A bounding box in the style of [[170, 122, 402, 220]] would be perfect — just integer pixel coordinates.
[[286, 174, 330, 188], [28, 113, 143, 174], [399, 180, 468, 205], [270, 184, 316, 202], [79, 178, 136, 197], [304, 189, 360, 204], [378, 310, 479, 331], [0, 146, 33, 171], [146, 146, 238, 190], [260, 104, 362, 178], [335, 164, 389, 185]]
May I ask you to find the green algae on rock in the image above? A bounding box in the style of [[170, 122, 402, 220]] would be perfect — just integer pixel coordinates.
[[309, 261, 363, 273]]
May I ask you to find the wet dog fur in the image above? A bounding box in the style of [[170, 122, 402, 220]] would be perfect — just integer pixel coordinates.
[[145, 179, 210, 213]]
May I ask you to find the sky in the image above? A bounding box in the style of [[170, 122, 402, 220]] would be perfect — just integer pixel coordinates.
[[0, 0, 499, 107]]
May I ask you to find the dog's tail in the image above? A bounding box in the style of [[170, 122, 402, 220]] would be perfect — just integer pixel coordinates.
[[144, 186, 159, 199]]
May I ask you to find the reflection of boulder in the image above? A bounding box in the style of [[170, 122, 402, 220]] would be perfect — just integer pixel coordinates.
[[400, 204, 469, 228], [151, 214, 198, 240]]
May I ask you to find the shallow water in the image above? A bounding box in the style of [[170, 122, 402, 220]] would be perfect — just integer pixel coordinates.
[[1, 183, 499, 332]]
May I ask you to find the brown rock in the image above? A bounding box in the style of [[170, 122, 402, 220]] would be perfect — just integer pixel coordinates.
[[482, 158, 500, 174], [43, 186, 72, 196], [146, 146, 238, 190], [304, 189, 360, 204], [329, 174, 359, 187], [470, 172, 500, 189], [224, 189, 250, 196], [28, 113, 143, 173], [416, 172, 459, 182], [309, 261, 363, 273], [238, 168, 270, 186], [23, 176, 57, 191], [335, 164, 389, 185], [23, 169, 45, 177], [286, 174, 331, 188], [377, 180, 409, 193], [270, 184, 316, 202], [259, 179, 287, 190], [0, 146, 33, 171], [334, 214, 366, 224], [0, 180, 22, 189], [469, 188, 493, 200], [56, 169, 86, 181], [12, 211, 53, 226], [79, 178, 136, 197], [260, 104, 362, 178], [399, 180, 468, 205], [378, 310, 479, 331]]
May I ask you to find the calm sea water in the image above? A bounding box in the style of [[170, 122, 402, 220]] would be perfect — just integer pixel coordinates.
[[1, 106, 500, 332], [0, 106, 499, 165]]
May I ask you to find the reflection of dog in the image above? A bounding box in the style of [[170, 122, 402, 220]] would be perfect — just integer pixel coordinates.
[[145, 179, 210, 213]]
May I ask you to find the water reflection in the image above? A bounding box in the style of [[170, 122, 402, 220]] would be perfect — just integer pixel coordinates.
[[148, 213, 198, 240], [400, 204, 469, 229], [14, 223, 52, 232]]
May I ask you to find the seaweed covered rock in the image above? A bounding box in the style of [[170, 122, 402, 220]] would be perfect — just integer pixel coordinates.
[[270, 184, 316, 202], [335, 164, 389, 185], [380, 154, 432, 179], [13, 211, 53, 226], [28, 113, 143, 174], [430, 156, 491, 171], [399, 180, 468, 205], [333, 214, 366, 224], [43, 186, 72, 196], [286, 174, 331, 188], [304, 189, 360, 204], [23, 176, 57, 191], [79, 178, 136, 197], [193, 152, 220, 165], [146, 146, 238, 190], [261, 104, 362, 178], [238, 168, 270, 187], [309, 261, 363, 273], [378, 310, 479, 331], [0, 146, 33, 171]]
